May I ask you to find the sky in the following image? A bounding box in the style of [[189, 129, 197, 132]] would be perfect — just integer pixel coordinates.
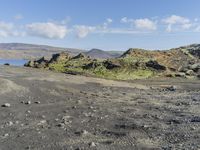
[[0, 0, 200, 50]]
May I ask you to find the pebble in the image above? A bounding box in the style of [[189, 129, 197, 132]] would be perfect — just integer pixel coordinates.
[[39, 120, 47, 124], [89, 142, 96, 147], [25, 101, 31, 105], [82, 130, 89, 135], [35, 101, 41, 104], [41, 115, 46, 119], [57, 123, 65, 128], [3, 133, 9, 137], [6, 121, 13, 126], [166, 86, 176, 91], [2, 103, 11, 107]]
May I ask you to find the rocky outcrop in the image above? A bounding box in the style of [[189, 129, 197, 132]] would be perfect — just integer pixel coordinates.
[[103, 60, 121, 69], [145, 60, 166, 71], [24, 57, 48, 68], [72, 53, 89, 59], [83, 61, 102, 69], [49, 52, 71, 63], [25, 44, 200, 80]]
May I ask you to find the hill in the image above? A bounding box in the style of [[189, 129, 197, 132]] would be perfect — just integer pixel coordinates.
[[84, 49, 122, 59], [0, 43, 84, 59], [25, 44, 200, 80]]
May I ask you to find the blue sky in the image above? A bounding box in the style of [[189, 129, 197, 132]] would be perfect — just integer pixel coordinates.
[[0, 0, 200, 50]]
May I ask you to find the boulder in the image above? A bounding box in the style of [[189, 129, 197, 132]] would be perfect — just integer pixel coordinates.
[[72, 53, 88, 59], [24, 60, 35, 67], [175, 72, 186, 78], [49, 52, 71, 63], [165, 86, 177, 91], [186, 70, 195, 76], [103, 60, 121, 69], [83, 61, 102, 69], [24, 57, 48, 68], [145, 60, 166, 71], [189, 63, 200, 72]]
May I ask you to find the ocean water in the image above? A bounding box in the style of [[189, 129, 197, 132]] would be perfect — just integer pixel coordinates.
[[0, 59, 28, 66]]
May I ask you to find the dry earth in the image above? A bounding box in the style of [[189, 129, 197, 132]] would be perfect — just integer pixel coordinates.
[[0, 66, 200, 150]]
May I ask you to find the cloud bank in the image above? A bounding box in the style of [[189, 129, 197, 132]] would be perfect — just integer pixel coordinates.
[[0, 15, 199, 39]]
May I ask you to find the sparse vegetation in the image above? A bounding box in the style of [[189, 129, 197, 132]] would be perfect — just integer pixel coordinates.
[[25, 44, 200, 80]]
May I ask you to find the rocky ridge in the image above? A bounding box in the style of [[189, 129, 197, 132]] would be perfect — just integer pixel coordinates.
[[25, 44, 200, 80]]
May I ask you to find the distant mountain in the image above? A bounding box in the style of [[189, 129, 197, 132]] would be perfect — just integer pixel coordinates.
[[85, 49, 122, 59], [0, 43, 84, 53], [0, 43, 84, 59]]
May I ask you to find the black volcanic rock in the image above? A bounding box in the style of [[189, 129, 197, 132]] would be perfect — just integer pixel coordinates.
[[25, 57, 49, 68], [49, 52, 71, 63], [146, 60, 166, 71], [103, 60, 121, 69], [72, 53, 88, 59]]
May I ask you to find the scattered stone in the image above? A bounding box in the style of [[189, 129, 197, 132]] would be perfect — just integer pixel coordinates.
[[190, 116, 200, 123], [89, 142, 96, 147], [72, 106, 77, 109], [77, 100, 81, 104], [39, 120, 47, 124], [165, 86, 176, 91], [57, 123, 65, 128], [41, 115, 46, 119], [82, 130, 89, 135], [6, 121, 13, 126], [34, 101, 41, 104], [3, 133, 9, 137], [55, 118, 59, 122], [25, 101, 31, 105], [75, 130, 89, 136], [1, 103, 11, 107], [37, 120, 47, 126], [25, 146, 31, 150], [62, 115, 72, 125]]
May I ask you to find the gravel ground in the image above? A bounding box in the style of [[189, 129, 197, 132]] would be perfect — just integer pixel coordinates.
[[0, 66, 200, 150]]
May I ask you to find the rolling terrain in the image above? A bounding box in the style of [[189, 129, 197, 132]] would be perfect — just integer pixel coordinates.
[[0, 66, 200, 150], [25, 44, 200, 80], [0, 43, 122, 60]]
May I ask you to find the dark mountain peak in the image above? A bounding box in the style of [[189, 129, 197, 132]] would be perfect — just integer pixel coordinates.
[[85, 48, 121, 59]]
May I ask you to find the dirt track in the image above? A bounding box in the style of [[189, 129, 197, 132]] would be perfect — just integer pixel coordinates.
[[0, 66, 200, 150]]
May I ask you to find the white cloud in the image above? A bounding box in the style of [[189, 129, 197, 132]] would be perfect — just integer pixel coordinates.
[[26, 22, 68, 39], [0, 21, 14, 31], [106, 18, 113, 23], [0, 21, 20, 37], [121, 17, 157, 31], [120, 17, 134, 24], [195, 25, 200, 32], [163, 15, 190, 25], [182, 23, 192, 30], [14, 14, 24, 20], [74, 25, 96, 38], [121, 17, 128, 23], [163, 15, 192, 32], [134, 18, 157, 30], [74, 19, 113, 38]]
